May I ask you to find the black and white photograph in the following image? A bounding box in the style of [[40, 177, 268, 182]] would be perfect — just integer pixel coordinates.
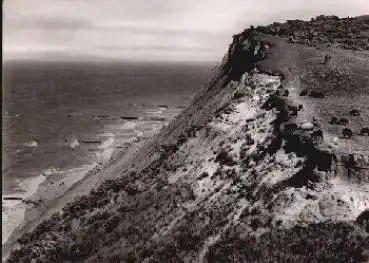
[[2, 0, 369, 262]]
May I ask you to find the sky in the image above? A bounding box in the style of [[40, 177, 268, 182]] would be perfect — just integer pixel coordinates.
[[3, 0, 369, 62]]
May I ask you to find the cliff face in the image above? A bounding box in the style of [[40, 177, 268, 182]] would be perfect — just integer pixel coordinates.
[[7, 15, 369, 263]]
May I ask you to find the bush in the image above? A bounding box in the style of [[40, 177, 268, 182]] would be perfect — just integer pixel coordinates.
[[198, 172, 209, 180], [215, 150, 237, 166], [356, 210, 369, 232], [206, 221, 369, 262]]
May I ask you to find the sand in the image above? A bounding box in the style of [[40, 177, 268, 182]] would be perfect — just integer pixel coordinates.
[[1, 118, 166, 261]]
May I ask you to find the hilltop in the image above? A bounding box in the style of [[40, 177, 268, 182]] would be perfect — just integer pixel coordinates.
[[6, 15, 369, 262]]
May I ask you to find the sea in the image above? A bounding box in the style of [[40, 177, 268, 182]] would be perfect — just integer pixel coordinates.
[[2, 60, 214, 244]]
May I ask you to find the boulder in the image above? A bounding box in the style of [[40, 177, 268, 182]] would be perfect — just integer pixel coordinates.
[[300, 122, 314, 130], [331, 136, 339, 145], [349, 109, 360, 116], [337, 117, 349, 125]]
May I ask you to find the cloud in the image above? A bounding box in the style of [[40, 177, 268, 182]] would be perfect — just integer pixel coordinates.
[[3, 0, 369, 61], [5, 15, 91, 30]]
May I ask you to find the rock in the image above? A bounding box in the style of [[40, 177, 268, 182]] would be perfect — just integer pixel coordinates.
[[329, 116, 338, 124], [240, 73, 250, 84], [3, 196, 23, 201], [300, 122, 314, 130], [323, 54, 332, 64], [337, 117, 349, 125], [120, 116, 139, 120], [331, 136, 339, 145], [349, 109, 360, 116]]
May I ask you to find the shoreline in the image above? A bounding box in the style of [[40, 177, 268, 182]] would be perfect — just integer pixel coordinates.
[[1, 133, 148, 261], [2, 106, 178, 260]]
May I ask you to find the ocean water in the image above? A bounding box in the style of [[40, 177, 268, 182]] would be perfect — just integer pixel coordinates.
[[2, 60, 214, 243]]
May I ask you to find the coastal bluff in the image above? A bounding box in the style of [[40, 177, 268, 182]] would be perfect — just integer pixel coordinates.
[[6, 15, 369, 263]]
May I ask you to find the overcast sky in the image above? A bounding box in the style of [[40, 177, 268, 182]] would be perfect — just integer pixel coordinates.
[[3, 0, 369, 62]]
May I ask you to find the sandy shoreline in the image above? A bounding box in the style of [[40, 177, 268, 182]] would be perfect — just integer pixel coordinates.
[[2, 106, 182, 261], [1, 133, 148, 261], [1, 112, 174, 262]]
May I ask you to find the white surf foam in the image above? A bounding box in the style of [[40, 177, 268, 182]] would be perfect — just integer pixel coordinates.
[[23, 140, 38, 147], [2, 174, 46, 244], [70, 139, 80, 149], [121, 121, 137, 130], [158, 106, 168, 111], [96, 136, 115, 163], [98, 137, 115, 150]]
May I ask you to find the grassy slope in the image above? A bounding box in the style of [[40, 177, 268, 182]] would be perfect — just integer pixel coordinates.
[[6, 15, 369, 263]]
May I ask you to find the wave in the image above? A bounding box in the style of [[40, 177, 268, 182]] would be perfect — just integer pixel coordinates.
[[2, 174, 46, 244], [96, 136, 115, 163], [23, 140, 38, 147], [121, 121, 137, 130], [70, 139, 80, 149]]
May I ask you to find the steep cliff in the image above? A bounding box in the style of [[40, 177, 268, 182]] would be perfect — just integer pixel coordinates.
[[7, 15, 369, 263]]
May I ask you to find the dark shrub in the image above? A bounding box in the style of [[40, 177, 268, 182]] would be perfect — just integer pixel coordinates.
[[206, 221, 369, 263], [288, 106, 298, 116], [215, 150, 237, 166], [174, 226, 201, 251], [342, 128, 353, 138], [126, 250, 137, 263], [311, 130, 323, 141], [305, 193, 318, 200], [105, 215, 120, 233], [284, 123, 298, 133], [309, 90, 325, 98], [198, 172, 209, 180], [250, 218, 263, 230], [262, 95, 285, 111], [299, 89, 309, 96], [360, 127, 369, 136], [244, 134, 255, 146], [233, 90, 246, 100], [356, 210, 369, 232]]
